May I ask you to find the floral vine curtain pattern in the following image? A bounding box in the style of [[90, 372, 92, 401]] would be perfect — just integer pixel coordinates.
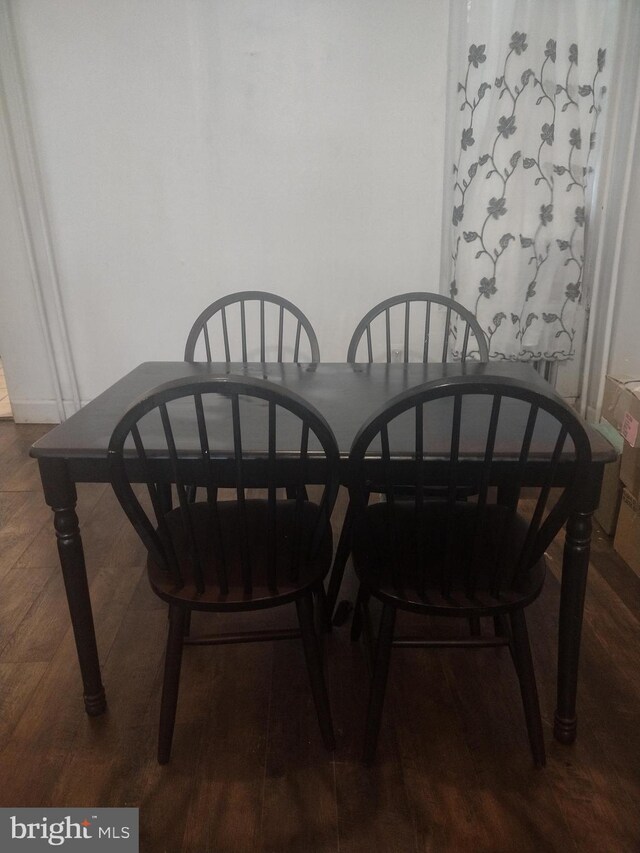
[[443, 0, 617, 362]]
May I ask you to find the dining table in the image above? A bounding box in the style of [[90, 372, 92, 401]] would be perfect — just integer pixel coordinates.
[[30, 360, 615, 745]]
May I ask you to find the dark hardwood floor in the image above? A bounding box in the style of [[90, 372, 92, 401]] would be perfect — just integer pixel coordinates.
[[0, 421, 638, 852]]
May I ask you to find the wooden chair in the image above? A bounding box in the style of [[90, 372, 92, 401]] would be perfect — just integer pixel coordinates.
[[184, 291, 320, 363], [346, 291, 489, 364], [108, 374, 339, 763], [183, 291, 319, 505], [327, 293, 489, 617], [347, 374, 591, 764]]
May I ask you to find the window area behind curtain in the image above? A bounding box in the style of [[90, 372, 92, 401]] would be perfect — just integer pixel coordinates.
[[441, 0, 621, 391]]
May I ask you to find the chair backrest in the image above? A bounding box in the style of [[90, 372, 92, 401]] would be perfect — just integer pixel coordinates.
[[184, 291, 320, 364], [347, 292, 489, 364], [108, 375, 340, 596], [348, 374, 591, 601]]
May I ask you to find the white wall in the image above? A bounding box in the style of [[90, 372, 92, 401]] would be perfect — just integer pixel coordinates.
[[608, 125, 640, 380], [0, 107, 59, 417], [0, 0, 449, 419]]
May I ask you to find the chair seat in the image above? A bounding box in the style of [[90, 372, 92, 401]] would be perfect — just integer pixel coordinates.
[[352, 501, 545, 615], [148, 499, 333, 611]]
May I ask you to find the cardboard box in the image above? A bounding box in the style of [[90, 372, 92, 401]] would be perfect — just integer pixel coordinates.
[[621, 441, 640, 498], [601, 375, 640, 433], [593, 421, 623, 535], [600, 375, 640, 499], [614, 488, 640, 576], [620, 386, 640, 498]]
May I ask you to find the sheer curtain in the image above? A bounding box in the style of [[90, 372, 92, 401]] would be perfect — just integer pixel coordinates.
[[441, 0, 621, 382]]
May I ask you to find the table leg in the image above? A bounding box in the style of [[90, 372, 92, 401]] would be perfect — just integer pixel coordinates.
[[39, 458, 106, 716], [554, 508, 592, 744]]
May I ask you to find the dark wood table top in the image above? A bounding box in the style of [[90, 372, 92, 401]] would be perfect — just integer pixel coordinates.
[[30, 361, 615, 464]]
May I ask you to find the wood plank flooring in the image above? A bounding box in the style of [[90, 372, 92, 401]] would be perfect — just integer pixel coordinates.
[[0, 421, 638, 852]]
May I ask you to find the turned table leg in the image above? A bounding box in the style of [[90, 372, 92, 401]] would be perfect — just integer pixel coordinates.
[[554, 508, 592, 744], [39, 458, 106, 716]]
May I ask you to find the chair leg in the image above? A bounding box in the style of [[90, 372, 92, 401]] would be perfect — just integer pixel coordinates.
[[286, 485, 308, 500], [509, 609, 545, 767], [360, 593, 376, 671], [157, 483, 173, 514], [296, 592, 336, 751], [350, 584, 368, 642], [183, 609, 192, 638], [158, 605, 187, 765], [326, 499, 354, 618], [363, 603, 396, 764], [313, 581, 332, 636], [494, 613, 509, 637]]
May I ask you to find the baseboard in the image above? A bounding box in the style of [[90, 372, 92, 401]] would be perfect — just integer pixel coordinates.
[[10, 398, 85, 424], [585, 403, 600, 424]]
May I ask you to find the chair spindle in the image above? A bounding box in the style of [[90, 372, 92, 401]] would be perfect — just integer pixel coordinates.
[[221, 307, 231, 362], [240, 302, 248, 362], [414, 403, 425, 596], [385, 308, 391, 363], [231, 394, 251, 594], [194, 393, 228, 594], [267, 401, 278, 592], [277, 305, 284, 362], [130, 424, 180, 582], [461, 323, 471, 362], [423, 302, 431, 363], [442, 306, 452, 361], [294, 320, 302, 362], [403, 302, 410, 362], [159, 403, 205, 594], [203, 324, 212, 362], [443, 393, 462, 596]]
